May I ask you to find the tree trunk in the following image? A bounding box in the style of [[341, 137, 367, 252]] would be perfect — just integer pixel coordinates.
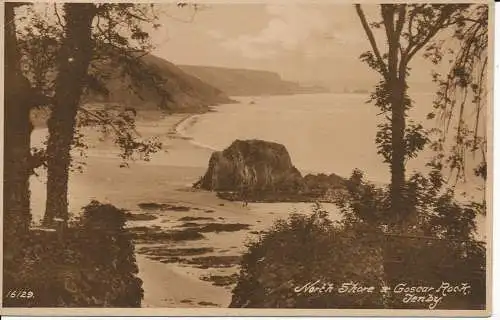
[[4, 3, 33, 240], [43, 3, 95, 226], [382, 5, 407, 224], [390, 81, 406, 224], [4, 4, 36, 294]]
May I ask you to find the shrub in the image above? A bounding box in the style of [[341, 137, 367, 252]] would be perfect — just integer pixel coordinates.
[[334, 169, 486, 309], [3, 201, 143, 307], [230, 169, 486, 309], [230, 204, 387, 308]]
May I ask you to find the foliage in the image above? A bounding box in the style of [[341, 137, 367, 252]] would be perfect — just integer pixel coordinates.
[[230, 4, 487, 310], [3, 201, 143, 307], [358, 4, 489, 187], [16, 5, 61, 98], [4, 2, 34, 242], [14, 3, 168, 173], [336, 169, 485, 309], [230, 170, 486, 309], [356, 4, 474, 219], [230, 203, 386, 308], [76, 106, 162, 168], [425, 5, 488, 184]]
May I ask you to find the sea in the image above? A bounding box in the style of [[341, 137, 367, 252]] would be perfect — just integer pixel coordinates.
[[179, 93, 484, 191], [178, 92, 487, 240], [29, 92, 488, 240]]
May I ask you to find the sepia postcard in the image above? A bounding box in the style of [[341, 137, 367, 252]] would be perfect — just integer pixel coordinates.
[[0, 0, 494, 317]]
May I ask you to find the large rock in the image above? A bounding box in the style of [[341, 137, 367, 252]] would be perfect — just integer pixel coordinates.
[[195, 139, 304, 197], [302, 173, 346, 198]]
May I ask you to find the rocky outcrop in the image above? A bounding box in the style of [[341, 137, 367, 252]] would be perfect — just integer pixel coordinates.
[[195, 140, 304, 199], [195, 140, 346, 202], [302, 173, 345, 198]]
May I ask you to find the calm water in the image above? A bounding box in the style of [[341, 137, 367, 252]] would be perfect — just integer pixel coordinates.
[[180, 93, 487, 239], [29, 93, 487, 238], [181, 93, 453, 184]]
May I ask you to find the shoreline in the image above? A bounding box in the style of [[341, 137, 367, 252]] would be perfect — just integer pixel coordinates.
[[27, 96, 487, 307], [171, 113, 198, 140], [171, 110, 220, 153]]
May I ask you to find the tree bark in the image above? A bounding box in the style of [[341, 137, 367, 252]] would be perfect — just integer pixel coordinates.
[[4, 3, 33, 239], [382, 5, 407, 223], [390, 80, 406, 223], [43, 3, 95, 226]]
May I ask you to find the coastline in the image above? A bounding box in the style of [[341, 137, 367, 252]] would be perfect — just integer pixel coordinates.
[[171, 108, 223, 153], [30, 110, 243, 307], [123, 109, 345, 308], [171, 113, 199, 141], [27, 97, 487, 308]]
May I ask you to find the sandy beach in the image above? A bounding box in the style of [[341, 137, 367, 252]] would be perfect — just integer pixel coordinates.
[[10, 2, 488, 313], [29, 110, 342, 308], [28, 97, 488, 307]]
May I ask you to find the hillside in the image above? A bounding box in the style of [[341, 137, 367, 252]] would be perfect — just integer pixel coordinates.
[[178, 65, 328, 96], [85, 54, 234, 113], [29, 54, 236, 127]]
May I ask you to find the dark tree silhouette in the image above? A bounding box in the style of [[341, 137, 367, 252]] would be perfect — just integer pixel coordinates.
[[12, 3, 200, 226], [4, 2, 31, 238], [43, 3, 96, 226], [3, 2, 52, 246], [37, 3, 165, 225], [4, 2, 56, 297], [355, 4, 469, 226]]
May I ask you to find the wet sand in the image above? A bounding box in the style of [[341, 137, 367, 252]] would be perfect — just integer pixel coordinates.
[[28, 104, 487, 307], [29, 111, 341, 308]]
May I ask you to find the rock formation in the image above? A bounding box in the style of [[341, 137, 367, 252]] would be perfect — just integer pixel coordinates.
[[195, 139, 304, 199], [195, 139, 346, 202], [302, 173, 345, 198]]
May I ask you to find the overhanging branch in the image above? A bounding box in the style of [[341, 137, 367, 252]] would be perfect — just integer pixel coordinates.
[[355, 4, 389, 80]]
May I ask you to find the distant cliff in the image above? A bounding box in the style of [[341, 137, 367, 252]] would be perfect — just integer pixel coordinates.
[[179, 65, 328, 96], [86, 55, 234, 113], [29, 53, 237, 127]]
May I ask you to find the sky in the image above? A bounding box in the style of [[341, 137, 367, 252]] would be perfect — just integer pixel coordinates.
[[16, 2, 457, 91], [149, 3, 449, 90]]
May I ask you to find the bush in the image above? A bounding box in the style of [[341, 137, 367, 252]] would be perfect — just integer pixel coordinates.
[[230, 204, 387, 308], [230, 169, 486, 309], [3, 201, 143, 307], [332, 168, 485, 305]]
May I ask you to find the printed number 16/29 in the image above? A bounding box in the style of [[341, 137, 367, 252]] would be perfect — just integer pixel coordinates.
[[5, 289, 35, 299]]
